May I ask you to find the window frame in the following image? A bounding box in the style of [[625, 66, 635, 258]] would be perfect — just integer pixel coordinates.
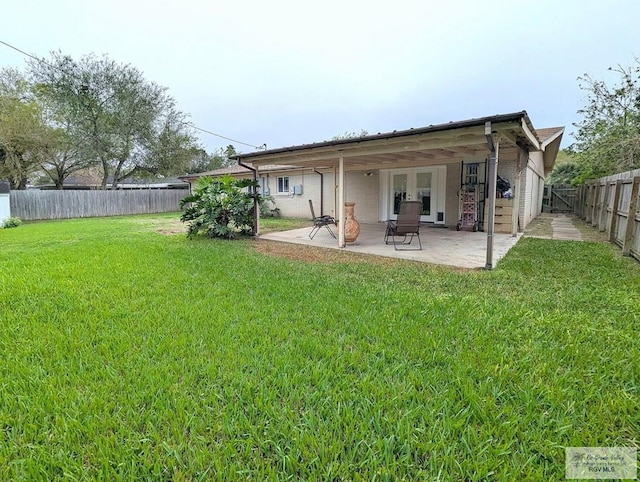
[[276, 176, 290, 195]]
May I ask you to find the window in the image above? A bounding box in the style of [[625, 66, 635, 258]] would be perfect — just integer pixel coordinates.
[[277, 176, 289, 194]]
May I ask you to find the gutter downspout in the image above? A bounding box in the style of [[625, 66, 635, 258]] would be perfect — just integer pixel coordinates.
[[237, 159, 259, 236], [485, 121, 498, 270], [313, 168, 324, 215]]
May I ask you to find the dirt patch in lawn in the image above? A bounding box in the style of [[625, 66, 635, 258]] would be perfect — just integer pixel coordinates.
[[571, 216, 609, 243], [251, 239, 473, 273], [132, 216, 187, 235], [252, 239, 400, 266], [524, 212, 554, 238], [156, 226, 187, 235]]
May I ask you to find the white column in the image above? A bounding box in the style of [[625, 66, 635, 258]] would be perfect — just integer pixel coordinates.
[[338, 154, 345, 247]]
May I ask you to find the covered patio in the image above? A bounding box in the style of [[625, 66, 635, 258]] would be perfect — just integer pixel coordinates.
[[228, 111, 563, 269], [260, 223, 522, 269]]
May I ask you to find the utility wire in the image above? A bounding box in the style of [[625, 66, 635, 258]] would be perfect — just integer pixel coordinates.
[[183, 123, 261, 149], [0, 39, 264, 150]]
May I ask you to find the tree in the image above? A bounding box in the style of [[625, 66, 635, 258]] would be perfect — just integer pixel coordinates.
[[185, 144, 238, 174], [29, 52, 198, 189], [0, 68, 58, 189], [331, 129, 369, 141], [137, 106, 200, 178], [571, 59, 640, 181], [547, 149, 582, 186]]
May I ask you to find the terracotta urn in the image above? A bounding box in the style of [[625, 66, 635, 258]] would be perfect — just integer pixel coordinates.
[[344, 202, 360, 243]]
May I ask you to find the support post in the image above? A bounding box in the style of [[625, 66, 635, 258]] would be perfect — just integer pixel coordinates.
[[313, 168, 324, 215], [338, 154, 345, 248], [237, 160, 259, 235], [333, 164, 337, 219], [622, 176, 640, 256], [513, 147, 527, 235], [485, 122, 499, 270]]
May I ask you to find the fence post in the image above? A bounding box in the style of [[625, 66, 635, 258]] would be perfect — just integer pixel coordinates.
[[609, 180, 622, 242], [584, 183, 595, 224], [577, 185, 584, 218], [622, 176, 640, 256]]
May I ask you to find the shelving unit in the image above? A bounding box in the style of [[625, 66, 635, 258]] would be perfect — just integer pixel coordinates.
[[457, 187, 478, 231], [484, 197, 514, 233], [457, 162, 484, 231]]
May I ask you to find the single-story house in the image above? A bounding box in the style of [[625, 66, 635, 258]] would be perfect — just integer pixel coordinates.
[[181, 111, 563, 268]]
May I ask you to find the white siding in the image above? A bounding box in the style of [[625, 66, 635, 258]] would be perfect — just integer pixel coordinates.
[[0, 193, 10, 224]]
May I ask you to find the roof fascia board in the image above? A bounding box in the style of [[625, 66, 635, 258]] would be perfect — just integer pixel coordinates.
[[236, 112, 527, 161], [542, 134, 564, 174], [245, 125, 522, 167], [520, 118, 540, 150]]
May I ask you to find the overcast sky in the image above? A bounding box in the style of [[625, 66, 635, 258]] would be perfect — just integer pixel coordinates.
[[2, 0, 638, 154]]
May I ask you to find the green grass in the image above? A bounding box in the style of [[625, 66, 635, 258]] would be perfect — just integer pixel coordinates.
[[0, 214, 638, 480], [259, 216, 309, 233]]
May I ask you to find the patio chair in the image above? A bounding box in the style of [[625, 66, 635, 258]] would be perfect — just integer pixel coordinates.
[[384, 201, 422, 250], [309, 199, 337, 239]]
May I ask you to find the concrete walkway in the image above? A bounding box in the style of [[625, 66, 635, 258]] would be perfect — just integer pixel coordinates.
[[551, 214, 582, 241]]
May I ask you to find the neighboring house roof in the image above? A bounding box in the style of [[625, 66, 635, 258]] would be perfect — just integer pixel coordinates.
[[180, 164, 297, 181]]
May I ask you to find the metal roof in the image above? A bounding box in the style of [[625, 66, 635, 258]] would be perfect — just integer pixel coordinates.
[[235, 111, 534, 160]]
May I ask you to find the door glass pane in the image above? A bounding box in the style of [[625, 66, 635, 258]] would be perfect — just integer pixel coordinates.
[[416, 172, 432, 216], [392, 174, 407, 215]]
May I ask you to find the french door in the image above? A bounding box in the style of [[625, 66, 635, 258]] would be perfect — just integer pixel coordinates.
[[389, 168, 439, 223]]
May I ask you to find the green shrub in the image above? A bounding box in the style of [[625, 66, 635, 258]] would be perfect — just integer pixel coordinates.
[[180, 175, 261, 239], [2, 217, 22, 228], [259, 195, 280, 218]]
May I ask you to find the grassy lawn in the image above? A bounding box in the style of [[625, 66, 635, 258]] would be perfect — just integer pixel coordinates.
[[1, 214, 638, 480]]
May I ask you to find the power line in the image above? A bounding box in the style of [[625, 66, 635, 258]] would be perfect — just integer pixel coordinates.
[[0, 39, 264, 150], [184, 123, 261, 149]]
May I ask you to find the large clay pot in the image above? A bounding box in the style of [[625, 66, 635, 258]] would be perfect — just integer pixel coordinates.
[[344, 202, 360, 243]]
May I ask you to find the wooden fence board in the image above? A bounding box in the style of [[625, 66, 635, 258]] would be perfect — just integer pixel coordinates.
[[578, 169, 639, 262], [9, 189, 189, 221]]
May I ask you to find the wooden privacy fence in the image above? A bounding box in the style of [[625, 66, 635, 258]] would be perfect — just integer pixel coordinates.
[[10, 189, 189, 221], [543, 185, 577, 212], [576, 168, 640, 262]]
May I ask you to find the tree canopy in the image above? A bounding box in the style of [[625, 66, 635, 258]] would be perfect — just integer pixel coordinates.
[[0, 68, 57, 189], [29, 52, 200, 189], [570, 59, 640, 182], [0, 51, 211, 189]]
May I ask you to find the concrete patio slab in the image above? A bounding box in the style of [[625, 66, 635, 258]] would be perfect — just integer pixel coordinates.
[[260, 223, 522, 269]]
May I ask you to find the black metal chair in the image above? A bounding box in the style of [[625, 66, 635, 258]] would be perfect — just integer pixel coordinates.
[[384, 201, 422, 250], [309, 200, 337, 239]]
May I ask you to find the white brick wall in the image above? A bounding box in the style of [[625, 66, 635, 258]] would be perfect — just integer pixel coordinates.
[[516, 151, 546, 228]]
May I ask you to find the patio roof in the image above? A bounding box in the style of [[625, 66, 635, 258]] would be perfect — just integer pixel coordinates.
[[233, 111, 542, 170]]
